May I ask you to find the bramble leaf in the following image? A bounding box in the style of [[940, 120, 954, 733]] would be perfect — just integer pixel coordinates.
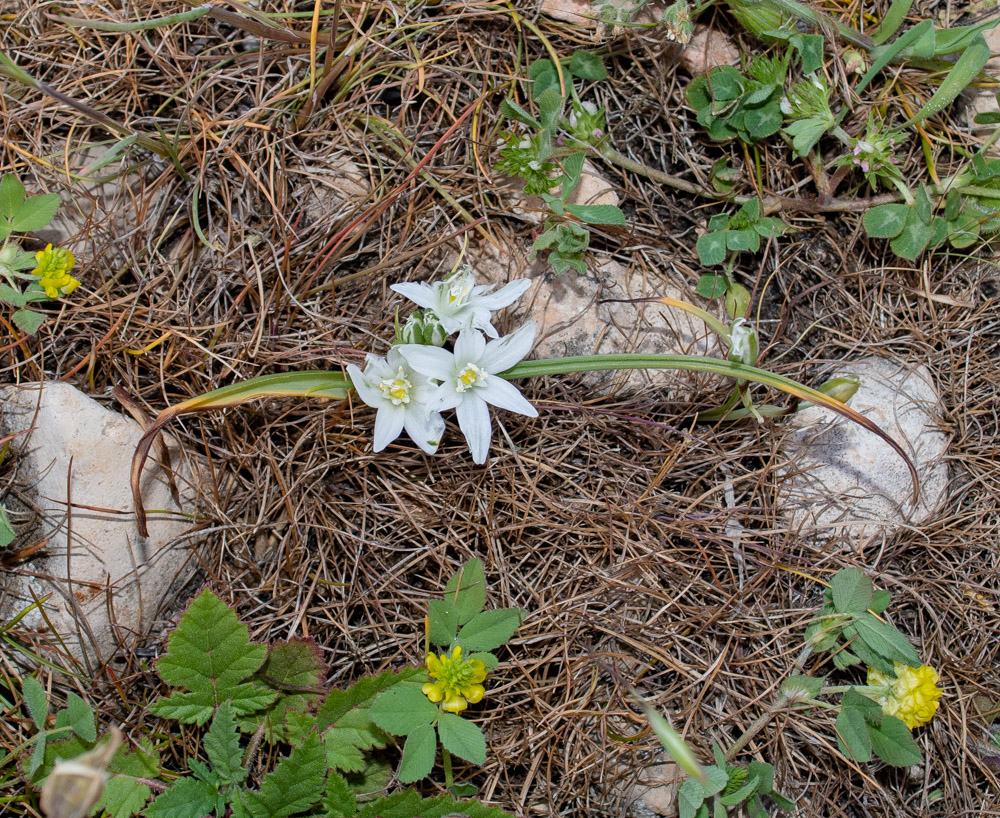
[[243, 639, 326, 743], [241, 733, 325, 818], [96, 739, 159, 818], [322, 771, 357, 818], [357, 789, 515, 818], [149, 588, 276, 725], [205, 702, 246, 786], [146, 777, 217, 818]]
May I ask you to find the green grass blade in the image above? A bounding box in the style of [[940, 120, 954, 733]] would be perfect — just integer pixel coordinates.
[[902, 34, 991, 128], [871, 0, 913, 45]]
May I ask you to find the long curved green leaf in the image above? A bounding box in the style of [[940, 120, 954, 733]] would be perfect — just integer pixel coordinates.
[[902, 33, 991, 127], [871, 0, 913, 45]]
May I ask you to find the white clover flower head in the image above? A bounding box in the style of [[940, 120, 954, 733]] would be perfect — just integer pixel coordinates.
[[400, 323, 538, 464], [391, 266, 531, 339], [346, 347, 445, 454]]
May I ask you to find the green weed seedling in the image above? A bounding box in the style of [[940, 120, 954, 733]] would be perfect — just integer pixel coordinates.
[[10, 558, 521, 817], [0, 173, 80, 335], [643, 568, 942, 818]]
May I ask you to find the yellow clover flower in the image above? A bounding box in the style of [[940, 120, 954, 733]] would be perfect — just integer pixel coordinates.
[[421, 646, 487, 714], [33, 244, 79, 299], [867, 663, 942, 729]]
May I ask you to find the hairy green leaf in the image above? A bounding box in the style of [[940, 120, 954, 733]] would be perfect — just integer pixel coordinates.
[[428, 599, 460, 647], [245, 639, 326, 743], [869, 714, 922, 766], [398, 722, 436, 784], [243, 733, 325, 818], [836, 706, 872, 762], [499, 99, 540, 130], [696, 232, 728, 266], [205, 702, 246, 786], [322, 771, 357, 818], [369, 685, 439, 736], [146, 777, 217, 818], [831, 568, 873, 614], [12, 309, 45, 335], [22, 676, 47, 730], [567, 51, 606, 81], [457, 609, 523, 652], [66, 693, 96, 742], [564, 203, 626, 225], [903, 34, 990, 128], [358, 789, 516, 818], [150, 589, 276, 725], [437, 713, 486, 765], [444, 558, 487, 627], [95, 739, 159, 818], [677, 777, 706, 818], [853, 615, 921, 668]]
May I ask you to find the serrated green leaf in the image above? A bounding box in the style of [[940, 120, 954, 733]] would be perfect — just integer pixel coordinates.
[[836, 707, 872, 762], [567, 51, 606, 81], [428, 599, 460, 647], [0, 505, 16, 548], [564, 203, 626, 225], [243, 639, 326, 743], [537, 88, 564, 133], [456, 609, 523, 652], [437, 713, 486, 765], [398, 722, 436, 784], [205, 702, 246, 786], [678, 777, 706, 818], [719, 774, 760, 806], [323, 730, 366, 773], [444, 559, 488, 627], [316, 667, 424, 729], [96, 738, 159, 818], [150, 589, 275, 725], [22, 676, 47, 730], [697, 231, 728, 266], [65, 693, 96, 742], [322, 771, 357, 818], [13, 309, 46, 335], [560, 152, 586, 199], [853, 615, 921, 668], [369, 685, 438, 736], [146, 777, 218, 818], [784, 116, 830, 157], [0, 174, 26, 219], [357, 789, 515, 818], [863, 204, 909, 238], [747, 760, 774, 794], [890, 211, 934, 259], [831, 568, 873, 614], [0, 284, 26, 307], [869, 714, 922, 766], [243, 733, 325, 818], [831, 646, 860, 670], [499, 99, 540, 130], [10, 193, 60, 233]]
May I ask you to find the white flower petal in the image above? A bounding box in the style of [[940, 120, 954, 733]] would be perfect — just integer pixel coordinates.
[[428, 382, 462, 413], [398, 344, 455, 380], [474, 278, 531, 311], [456, 396, 492, 464], [453, 329, 487, 363], [390, 282, 437, 310], [481, 322, 535, 373], [372, 405, 405, 451], [347, 363, 386, 409], [479, 377, 538, 417], [404, 410, 445, 454]]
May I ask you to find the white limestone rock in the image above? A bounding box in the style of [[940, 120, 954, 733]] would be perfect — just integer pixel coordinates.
[[0, 382, 200, 666], [626, 763, 682, 817], [778, 358, 950, 545]]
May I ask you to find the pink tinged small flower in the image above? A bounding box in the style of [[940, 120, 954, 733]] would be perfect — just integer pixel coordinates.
[[860, 160, 870, 173], [390, 267, 531, 339], [400, 323, 538, 464], [346, 348, 445, 454]]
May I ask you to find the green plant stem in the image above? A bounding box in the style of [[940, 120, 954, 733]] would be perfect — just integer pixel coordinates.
[[724, 694, 791, 762], [442, 746, 454, 789], [763, 0, 876, 52]]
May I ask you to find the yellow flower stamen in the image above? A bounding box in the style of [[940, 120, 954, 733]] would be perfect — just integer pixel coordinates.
[[867, 663, 942, 729], [421, 645, 487, 714]]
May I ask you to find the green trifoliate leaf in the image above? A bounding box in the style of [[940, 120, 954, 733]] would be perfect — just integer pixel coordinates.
[[10, 193, 60, 233], [852, 615, 921, 668], [428, 599, 460, 646], [146, 777, 217, 818], [66, 693, 96, 742], [696, 231, 728, 266], [398, 722, 437, 784], [836, 706, 872, 762], [677, 777, 706, 818], [150, 588, 276, 725], [697, 273, 728, 299], [242, 733, 325, 818], [869, 714, 922, 766], [780, 675, 824, 702], [369, 686, 439, 736], [12, 309, 45, 335], [863, 204, 909, 238], [568, 50, 606, 80], [437, 712, 486, 765], [564, 203, 626, 225], [205, 702, 246, 786], [456, 608, 524, 652], [0, 174, 26, 219], [444, 558, 487, 627], [830, 568, 873, 614], [890, 210, 935, 260]]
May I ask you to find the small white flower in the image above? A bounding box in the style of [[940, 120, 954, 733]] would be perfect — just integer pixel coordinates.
[[400, 323, 538, 464], [728, 317, 757, 366], [391, 266, 531, 339], [346, 347, 445, 454]]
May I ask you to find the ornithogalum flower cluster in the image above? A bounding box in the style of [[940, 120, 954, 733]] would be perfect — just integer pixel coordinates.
[[348, 265, 537, 462]]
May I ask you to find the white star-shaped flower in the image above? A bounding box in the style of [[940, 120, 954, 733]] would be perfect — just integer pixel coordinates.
[[390, 266, 531, 339], [399, 323, 537, 463], [346, 347, 445, 454]]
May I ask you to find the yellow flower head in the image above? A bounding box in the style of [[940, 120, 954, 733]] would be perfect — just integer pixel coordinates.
[[421, 646, 487, 714], [33, 244, 79, 299], [867, 663, 942, 729]]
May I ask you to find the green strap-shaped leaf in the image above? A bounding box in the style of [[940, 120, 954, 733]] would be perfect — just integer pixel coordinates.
[[902, 33, 991, 128], [871, 0, 913, 45]]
